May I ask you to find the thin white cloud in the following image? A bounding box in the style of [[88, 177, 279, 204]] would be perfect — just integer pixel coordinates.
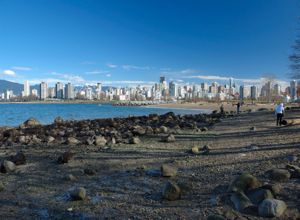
[[2, 69, 16, 76], [106, 63, 118, 68], [11, 66, 32, 71], [106, 74, 111, 77], [85, 70, 110, 75], [184, 75, 229, 81], [51, 72, 85, 84], [122, 65, 151, 71]]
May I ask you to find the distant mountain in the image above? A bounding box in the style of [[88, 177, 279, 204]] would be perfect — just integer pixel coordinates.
[[0, 80, 23, 95]]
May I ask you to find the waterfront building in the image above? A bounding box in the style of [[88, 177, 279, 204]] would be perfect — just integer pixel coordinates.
[[65, 83, 75, 99], [24, 80, 30, 97], [250, 86, 257, 100], [290, 80, 297, 101], [169, 81, 178, 97], [32, 89, 38, 97], [48, 87, 55, 98], [239, 85, 244, 99], [55, 82, 64, 99], [40, 82, 48, 100], [274, 84, 281, 96]]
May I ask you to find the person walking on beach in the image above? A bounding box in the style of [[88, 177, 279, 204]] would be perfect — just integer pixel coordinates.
[[275, 103, 285, 126], [220, 104, 224, 115], [236, 102, 241, 114]]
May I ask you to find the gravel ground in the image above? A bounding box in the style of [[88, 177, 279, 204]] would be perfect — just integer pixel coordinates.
[[0, 110, 299, 219]]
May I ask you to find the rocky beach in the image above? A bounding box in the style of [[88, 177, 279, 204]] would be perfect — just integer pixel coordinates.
[[0, 107, 299, 219]]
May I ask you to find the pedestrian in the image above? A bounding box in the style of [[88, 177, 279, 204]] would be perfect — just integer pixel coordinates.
[[275, 103, 285, 126], [220, 104, 224, 115], [236, 102, 241, 114]]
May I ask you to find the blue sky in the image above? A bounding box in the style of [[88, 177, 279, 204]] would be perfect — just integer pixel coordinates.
[[0, 0, 299, 87]]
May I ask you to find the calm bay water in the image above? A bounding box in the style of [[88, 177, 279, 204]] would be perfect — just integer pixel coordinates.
[[0, 103, 210, 126]]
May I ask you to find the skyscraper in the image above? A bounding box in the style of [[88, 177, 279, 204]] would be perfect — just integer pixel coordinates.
[[65, 83, 75, 99], [290, 80, 297, 100], [239, 85, 244, 99], [250, 86, 257, 100], [169, 81, 178, 97], [24, 80, 30, 97], [55, 82, 64, 99], [40, 82, 48, 100]]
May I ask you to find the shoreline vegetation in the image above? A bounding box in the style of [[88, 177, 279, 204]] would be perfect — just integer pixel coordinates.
[[0, 107, 299, 218]]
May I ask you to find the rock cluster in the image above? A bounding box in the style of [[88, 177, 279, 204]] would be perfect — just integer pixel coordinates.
[[224, 166, 300, 218], [0, 111, 224, 148]]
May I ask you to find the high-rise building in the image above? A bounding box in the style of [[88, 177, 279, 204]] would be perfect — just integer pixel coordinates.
[[169, 81, 178, 97], [85, 87, 93, 100], [48, 87, 55, 98], [40, 82, 48, 100], [55, 82, 64, 99], [24, 80, 30, 97], [274, 84, 281, 96], [239, 85, 245, 99], [290, 80, 297, 100], [250, 86, 257, 100], [65, 83, 75, 99]]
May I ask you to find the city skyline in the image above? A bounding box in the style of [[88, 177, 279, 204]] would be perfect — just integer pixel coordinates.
[[0, 0, 299, 86]]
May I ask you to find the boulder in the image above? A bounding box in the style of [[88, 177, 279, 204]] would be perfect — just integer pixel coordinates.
[[191, 146, 199, 154], [159, 126, 168, 134], [18, 136, 27, 144], [0, 160, 16, 173], [86, 137, 94, 145], [67, 137, 80, 145], [54, 116, 64, 125], [230, 191, 253, 212], [95, 136, 107, 146], [162, 181, 181, 201], [57, 151, 74, 164], [201, 127, 208, 132], [9, 151, 26, 165], [132, 125, 146, 135], [202, 145, 211, 155], [22, 118, 41, 128], [47, 136, 55, 144], [261, 184, 282, 196], [161, 164, 177, 177], [267, 169, 291, 182], [71, 187, 86, 201], [228, 173, 261, 192], [286, 164, 300, 178], [246, 188, 273, 205], [129, 137, 141, 145], [258, 199, 287, 217], [145, 126, 154, 135], [161, 134, 176, 143]]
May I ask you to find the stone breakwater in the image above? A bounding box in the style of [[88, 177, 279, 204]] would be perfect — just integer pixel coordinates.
[[0, 111, 228, 147]]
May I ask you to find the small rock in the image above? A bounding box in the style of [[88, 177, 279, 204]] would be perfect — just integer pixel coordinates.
[[230, 191, 253, 212], [84, 168, 96, 175], [71, 187, 86, 201], [54, 116, 64, 124], [202, 145, 211, 154], [86, 137, 94, 145], [287, 155, 298, 162], [57, 151, 74, 164], [228, 173, 261, 192], [161, 134, 176, 143], [0, 182, 5, 192], [161, 164, 177, 177], [246, 188, 273, 205], [66, 174, 77, 181], [47, 136, 55, 144], [261, 184, 282, 196], [267, 169, 291, 182], [0, 160, 16, 173], [9, 151, 26, 165], [207, 214, 226, 220], [67, 137, 80, 145], [258, 199, 287, 217], [162, 181, 181, 201], [159, 126, 168, 134], [132, 125, 146, 135], [129, 137, 141, 144], [201, 127, 208, 132], [95, 136, 107, 146], [286, 164, 300, 178], [191, 146, 199, 154], [250, 126, 256, 131]]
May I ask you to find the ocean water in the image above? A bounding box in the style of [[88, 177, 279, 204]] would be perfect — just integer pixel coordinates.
[[0, 104, 211, 127]]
